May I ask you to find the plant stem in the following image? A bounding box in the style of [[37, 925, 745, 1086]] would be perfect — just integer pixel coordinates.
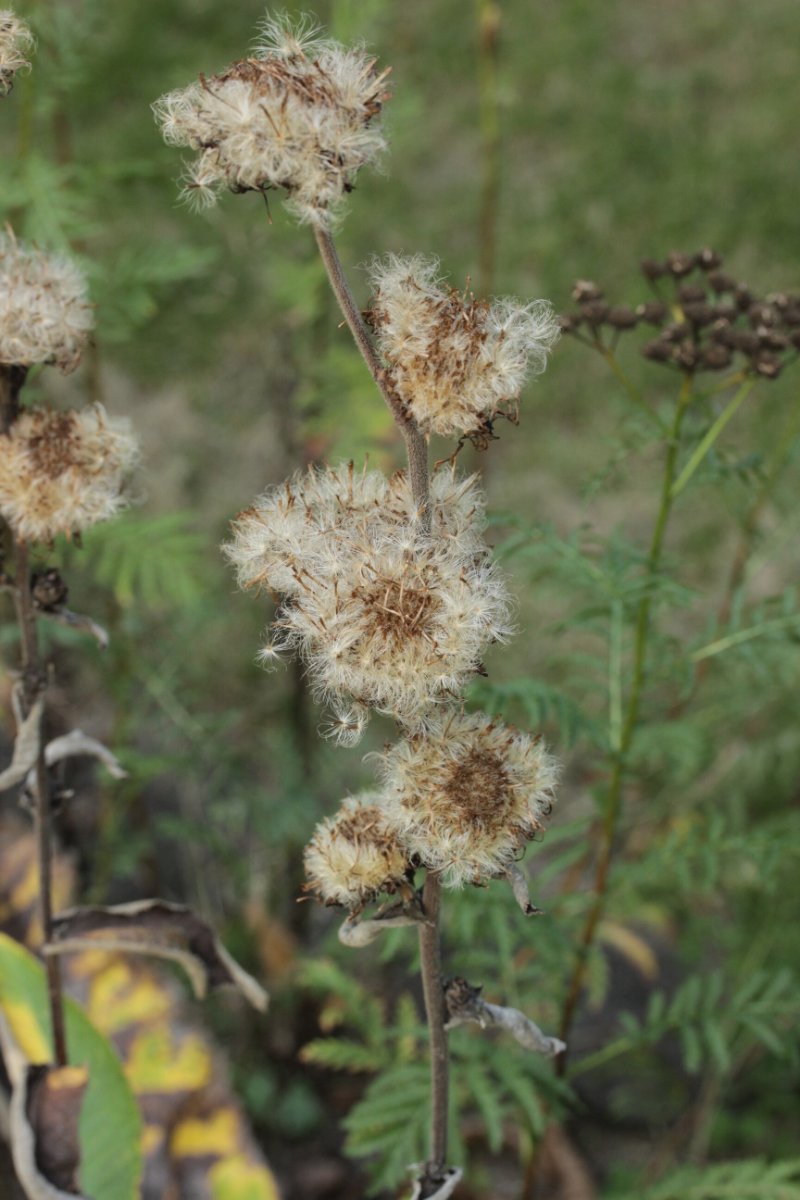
[[557, 375, 693, 1060], [419, 872, 449, 1177], [598, 345, 669, 435], [311, 227, 447, 1176], [313, 225, 430, 524], [13, 538, 69, 1067], [670, 377, 754, 498], [475, 0, 501, 297], [0, 366, 68, 1067]]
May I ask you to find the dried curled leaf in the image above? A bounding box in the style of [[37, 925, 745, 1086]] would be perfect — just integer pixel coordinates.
[[30, 730, 128, 788], [338, 896, 429, 948], [504, 864, 543, 915], [40, 607, 110, 651], [0, 1009, 88, 1199], [408, 1166, 463, 1199], [444, 977, 565, 1058], [0, 687, 44, 793], [16, 1065, 89, 1198], [44, 901, 268, 1012]]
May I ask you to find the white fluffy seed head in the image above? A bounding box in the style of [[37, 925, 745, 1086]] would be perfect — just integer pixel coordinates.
[[224, 464, 512, 737], [152, 13, 388, 227], [377, 710, 559, 889], [0, 11, 33, 96], [303, 793, 411, 910], [369, 255, 560, 439], [0, 405, 139, 543], [0, 234, 93, 372]]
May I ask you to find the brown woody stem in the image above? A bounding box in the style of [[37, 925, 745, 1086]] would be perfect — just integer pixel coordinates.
[[313, 225, 430, 526], [0, 366, 68, 1067], [419, 872, 449, 1177], [311, 228, 447, 1176], [13, 539, 69, 1068]]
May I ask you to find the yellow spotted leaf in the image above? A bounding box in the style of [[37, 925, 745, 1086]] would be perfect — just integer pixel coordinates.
[[124, 1022, 212, 1093], [0, 933, 142, 1199], [209, 1154, 281, 1200]]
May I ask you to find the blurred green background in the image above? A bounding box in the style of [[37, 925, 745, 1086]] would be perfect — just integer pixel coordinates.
[[2, 1, 800, 1197]]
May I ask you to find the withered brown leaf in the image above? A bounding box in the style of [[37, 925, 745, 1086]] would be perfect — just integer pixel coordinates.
[[44, 901, 268, 1012]]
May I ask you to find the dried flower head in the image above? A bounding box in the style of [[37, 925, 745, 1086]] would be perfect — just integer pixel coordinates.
[[378, 711, 558, 888], [153, 14, 388, 225], [303, 793, 410, 911], [0, 234, 93, 372], [225, 464, 512, 734], [0, 11, 33, 96], [368, 255, 559, 440], [0, 405, 139, 542]]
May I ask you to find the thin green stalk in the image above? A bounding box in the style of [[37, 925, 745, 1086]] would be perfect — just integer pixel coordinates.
[[557, 376, 693, 1056], [598, 345, 669, 435], [690, 614, 800, 663], [608, 600, 624, 755], [671, 378, 754, 498], [475, 0, 501, 296], [567, 1035, 634, 1079]]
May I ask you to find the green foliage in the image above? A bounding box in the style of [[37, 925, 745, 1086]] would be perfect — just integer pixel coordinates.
[[612, 1158, 800, 1200], [468, 675, 602, 748], [60, 511, 208, 610], [599, 967, 798, 1078], [343, 1063, 433, 1193], [299, 958, 423, 1074]]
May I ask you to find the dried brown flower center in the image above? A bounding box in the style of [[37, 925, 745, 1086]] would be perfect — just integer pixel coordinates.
[[25, 414, 82, 478], [213, 57, 383, 121], [335, 805, 384, 845], [445, 749, 511, 827], [359, 575, 440, 644]]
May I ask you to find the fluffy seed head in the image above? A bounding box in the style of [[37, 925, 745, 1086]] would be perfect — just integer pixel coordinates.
[[225, 464, 512, 736], [0, 11, 33, 95], [0, 234, 93, 372], [377, 710, 558, 888], [303, 793, 410, 910], [0, 405, 139, 542], [369, 255, 559, 439], [152, 14, 389, 226]]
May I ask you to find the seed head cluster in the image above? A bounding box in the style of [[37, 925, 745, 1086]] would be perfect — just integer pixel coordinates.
[[0, 234, 93, 373], [560, 249, 800, 382], [368, 255, 559, 440], [303, 793, 411, 911], [226, 464, 511, 737], [153, 16, 388, 225], [0, 10, 33, 96], [0, 405, 139, 543], [376, 711, 558, 888]]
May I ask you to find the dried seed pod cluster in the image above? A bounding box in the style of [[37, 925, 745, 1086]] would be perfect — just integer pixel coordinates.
[[0, 233, 93, 373], [0, 405, 139, 543], [368, 255, 559, 441], [225, 465, 512, 737], [560, 249, 800, 381], [303, 711, 557, 907], [0, 10, 33, 96], [153, 16, 388, 224]]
